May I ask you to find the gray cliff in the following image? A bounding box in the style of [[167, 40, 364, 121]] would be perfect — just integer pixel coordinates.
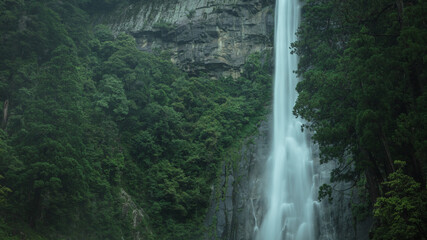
[[317, 162, 373, 240], [204, 114, 271, 240], [96, 0, 274, 78]]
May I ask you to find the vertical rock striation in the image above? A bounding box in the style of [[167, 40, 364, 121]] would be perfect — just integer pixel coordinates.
[[317, 162, 373, 240], [95, 0, 275, 78], [204, 120, 372, 240], [204, 114, 271, 240]]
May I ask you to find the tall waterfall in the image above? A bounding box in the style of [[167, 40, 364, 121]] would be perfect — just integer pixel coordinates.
[[257, 0, 316, 239]]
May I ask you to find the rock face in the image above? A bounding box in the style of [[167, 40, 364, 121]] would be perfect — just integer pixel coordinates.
[[204, 114, 271, 240], [96, 0, 274, 78], [120, 189, 152, 240], [203, 119, 372, 240], [316, 162, 373, 240]]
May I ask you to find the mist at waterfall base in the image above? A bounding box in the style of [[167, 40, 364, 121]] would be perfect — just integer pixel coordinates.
[[256, 0, 317, 239]]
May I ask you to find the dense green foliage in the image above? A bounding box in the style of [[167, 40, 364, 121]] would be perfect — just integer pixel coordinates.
[[373, 161, 426, 240], [293, 0, 426, 238], [0, 0, 272, 239]]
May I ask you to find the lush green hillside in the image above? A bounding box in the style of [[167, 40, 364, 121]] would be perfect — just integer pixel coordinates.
[[0, 0, 272, 239], [293, 0, 426, 239], [2, 0, 425, 239]]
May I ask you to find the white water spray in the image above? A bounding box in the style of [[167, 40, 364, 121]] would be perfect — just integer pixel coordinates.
[[257, 0, 316, 239]]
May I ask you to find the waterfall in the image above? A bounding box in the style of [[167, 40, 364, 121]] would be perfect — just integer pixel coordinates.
[[256, 0, 316, 239]]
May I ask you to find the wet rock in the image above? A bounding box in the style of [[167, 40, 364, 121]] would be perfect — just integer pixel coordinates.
[[316, 162, 372, 240], [204, 117, 372, 240], [204, 114, 272, 240]]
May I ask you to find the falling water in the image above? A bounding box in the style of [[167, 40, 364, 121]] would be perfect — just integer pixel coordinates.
[[257, 0, 316, 239]]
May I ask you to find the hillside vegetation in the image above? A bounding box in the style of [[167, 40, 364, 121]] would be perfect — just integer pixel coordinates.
[[0, 0, 272, 239], [293, 0, 426, 239]]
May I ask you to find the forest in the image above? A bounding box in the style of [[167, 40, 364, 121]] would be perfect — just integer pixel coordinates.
[[0, 0, 426, 239], [293, 0, 426, 239], [0, 0, 272, 239]]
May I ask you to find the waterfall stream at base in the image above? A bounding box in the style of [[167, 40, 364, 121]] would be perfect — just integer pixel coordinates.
[[256, 0, 317, 239]]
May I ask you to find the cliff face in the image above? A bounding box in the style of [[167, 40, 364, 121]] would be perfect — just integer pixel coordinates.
[[203, 124, 372, 240], [96, 1, 372, 239], [204, 114, 271, 240], [316, 163, 373, 240], [96, 0, 274, 78]]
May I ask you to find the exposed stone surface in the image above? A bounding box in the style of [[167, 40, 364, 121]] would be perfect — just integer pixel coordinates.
[[95, 0, 274, 78], [316, 162, 372, 240], [204, 113, 271, 240], [120, 188, 152, 240], [204, 117, 371, 240]]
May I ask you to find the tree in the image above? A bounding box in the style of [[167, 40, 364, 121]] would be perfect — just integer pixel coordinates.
[[373, 161, 427, 240], [293, 0, 426, 204]]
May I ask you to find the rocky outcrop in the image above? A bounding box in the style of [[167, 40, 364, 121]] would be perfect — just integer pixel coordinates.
[[120, 189, 152, 240], [95, 0, 274, 78]]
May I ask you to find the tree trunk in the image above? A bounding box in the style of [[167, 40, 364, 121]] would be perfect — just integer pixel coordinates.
[[363, 149, 384, 203], [365, 167, 381, 204], [380, 128, 395, 174], [395, 0, 404, 28], [2, 99, 8, 130]]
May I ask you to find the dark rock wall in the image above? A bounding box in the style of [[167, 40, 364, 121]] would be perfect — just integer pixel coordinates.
[[317, 162, 373, 240], [204, 114, 271, 240], [203, 122, 372, 240], [96, 0, 274, 78]]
